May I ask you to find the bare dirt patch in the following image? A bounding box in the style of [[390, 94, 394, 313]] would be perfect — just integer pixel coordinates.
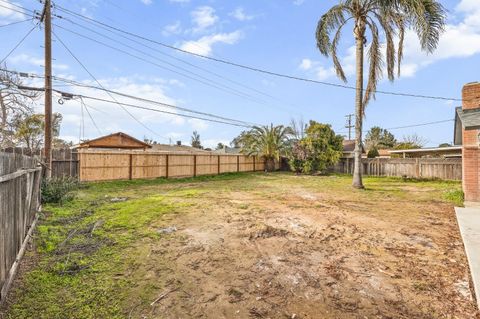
[[125, 176, 479, 318]]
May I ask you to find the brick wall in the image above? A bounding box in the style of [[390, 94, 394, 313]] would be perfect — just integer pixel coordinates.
[[462, 82, 480, 202]]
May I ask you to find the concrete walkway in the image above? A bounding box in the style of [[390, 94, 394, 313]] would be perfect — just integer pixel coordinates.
[[455, 207, 480, 308]]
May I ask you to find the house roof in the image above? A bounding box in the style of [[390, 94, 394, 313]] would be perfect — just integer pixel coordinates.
[[454, 107, 480, 145], [150, 144, 211, 154], [76, 132, 152, 149], [389, 146, 462, 156], [342, 140, 365, 153], [213, 146, 242, 154], [342, 140, 355, 152]]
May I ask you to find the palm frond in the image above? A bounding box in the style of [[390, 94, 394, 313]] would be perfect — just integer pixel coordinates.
[[364, 19, 383, 107], [316, 4, 349, 56]]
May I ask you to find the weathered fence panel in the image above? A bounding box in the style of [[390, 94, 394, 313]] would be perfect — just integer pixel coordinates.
[[0, 152, 42, 304], [333, 158, 462, 180], [2, 148, 78, 179], [78, 150, 266, 182]]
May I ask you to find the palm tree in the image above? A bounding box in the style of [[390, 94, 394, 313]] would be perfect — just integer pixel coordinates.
[[239, 124, 293, 172], [191, 130, 202, 149], [316, 0, 446, 188]]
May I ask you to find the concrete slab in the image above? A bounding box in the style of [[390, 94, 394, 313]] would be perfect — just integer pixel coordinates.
[[455, 207, 480, 309]]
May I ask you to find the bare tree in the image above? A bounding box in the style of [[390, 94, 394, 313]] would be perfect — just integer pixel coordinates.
[[289, 118, 307, 141], [0, 66, 39, 147]]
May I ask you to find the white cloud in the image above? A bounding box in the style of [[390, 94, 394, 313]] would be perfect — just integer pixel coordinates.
[[180, 31, 243, 56], [202, 138, 229, 149], [298, 58, 337, 80], [229, 7, 254, 21], [299, 58, 313, 70], [293, 0, 305, 6], [190, 6, 218, 33], [188, 118, 208, 131], [162, 21, 182, 36], [9, 54, 69, 72], [140, 0, 152, 5], [0, 1, 25, 21], [40, 76, 189, 143], [398, 0, 480, 77]]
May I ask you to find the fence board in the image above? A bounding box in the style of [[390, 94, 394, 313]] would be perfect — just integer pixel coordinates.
[[332, 158, 462, 180], [77, 150, 266, 182], [0, 152, 42, 304]]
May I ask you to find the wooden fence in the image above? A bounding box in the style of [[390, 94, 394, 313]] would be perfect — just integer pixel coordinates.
[[332, 158, 462, 180], [0, 152, 42, 304], [2, 148, 79, 179], [78, 150, 267, 182]]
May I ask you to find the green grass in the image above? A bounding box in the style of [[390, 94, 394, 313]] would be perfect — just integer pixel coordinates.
[[3, 172, 463, 318]]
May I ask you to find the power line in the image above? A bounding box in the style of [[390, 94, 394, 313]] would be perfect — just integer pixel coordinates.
[[80, 97, 102, 135], [54, 3, 464, 102], [57, 15, 275, 101], [52, 30, 170, 141], [52, 78, 259, 126], [0, 67, 258, 126], [337, 119, 454, 134], [53, 12, 304, 115], [0, 0, 36, 14], [71, 93, 254, 128], [52, 23, 274, 107], [0, 24, 37, 65], [0, 18, 33, 28]]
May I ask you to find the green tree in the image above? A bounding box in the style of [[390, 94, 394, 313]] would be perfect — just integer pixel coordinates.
[[367, 148, 380, 158], [438, 143, 452, 148], [191, 131, 202, 149], [13, 112, 62, 151], [216, 142, 225, 150], [316, 0, 446, 188], [365, 126, 396, 150], [238, 124, 293, 172], [289, 121, 343, 174]]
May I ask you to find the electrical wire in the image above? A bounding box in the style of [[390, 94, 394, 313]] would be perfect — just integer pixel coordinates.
[[52, 24, 274, 106], [54, 12, 304, 114], [69, 93, 254, 128], [80, 97, 103, 135], [0, 67, 258, 126], [336, 119, 454, 134], [54, 3, 464, 102], [52, 30, 170, 141], [0, 18, 33, 28], [4, 1, 467, 103], [0, 24, 37, 65]]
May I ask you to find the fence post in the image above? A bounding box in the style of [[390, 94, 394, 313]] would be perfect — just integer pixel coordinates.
[[237, 155, 240, 172], [217, 155, 220, 175], [193, 155, 197, 177], [415, 159, 418, 178], [128, 154, 133, 180], [253, 156, 256, 172], [165, 154, 169, 178]]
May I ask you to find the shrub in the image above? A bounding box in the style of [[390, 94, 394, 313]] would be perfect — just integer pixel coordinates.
[[288, 121, 343, 175], [367, 148, 379, 158], [41, 177, 79, 204]]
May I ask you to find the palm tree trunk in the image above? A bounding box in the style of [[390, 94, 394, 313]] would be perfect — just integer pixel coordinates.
[[352, 26, 365, 189], [265, 158, 275, 172]]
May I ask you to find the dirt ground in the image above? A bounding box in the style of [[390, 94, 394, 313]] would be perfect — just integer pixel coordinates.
[[2, 173, 479, 318]]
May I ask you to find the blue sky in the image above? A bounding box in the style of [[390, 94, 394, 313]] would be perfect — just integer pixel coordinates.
[[1, 0, 480, 148]]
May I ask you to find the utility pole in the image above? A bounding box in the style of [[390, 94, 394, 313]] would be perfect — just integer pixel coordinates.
[[345, 114, 354, 140], [40, 0, 52, 177]]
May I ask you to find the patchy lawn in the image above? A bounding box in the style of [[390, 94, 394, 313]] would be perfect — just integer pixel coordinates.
[[1, 173, 478, 319]]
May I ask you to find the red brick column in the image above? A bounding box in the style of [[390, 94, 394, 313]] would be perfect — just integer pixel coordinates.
[[462, 82, 480, 202]]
